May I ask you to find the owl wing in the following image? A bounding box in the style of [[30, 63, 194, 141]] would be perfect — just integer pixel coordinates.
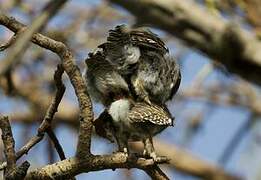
[[85, 51, 129, 105], [98, 25, 169, 74], [128, 103, 174, 126]]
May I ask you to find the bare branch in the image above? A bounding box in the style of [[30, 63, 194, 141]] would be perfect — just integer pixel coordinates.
[[38, 64, 65, 133], [110, 0, 261, 85], [24, 153, 167, 179], [46, 129, 66, 161], [0, 116, 30, 180]]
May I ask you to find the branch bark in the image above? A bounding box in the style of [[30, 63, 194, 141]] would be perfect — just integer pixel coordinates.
[[24, 153, 166, 179], [0, 116, 16, 174], [0, 116, 30, 179], [110, 0, 261, 85]]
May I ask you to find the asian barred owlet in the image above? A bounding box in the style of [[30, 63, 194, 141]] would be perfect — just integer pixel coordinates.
[[84, 25, 180, 161]]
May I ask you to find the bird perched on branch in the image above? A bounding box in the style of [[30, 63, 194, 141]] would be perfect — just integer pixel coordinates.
[[85, 52, 174, 160], [84, 25, 181, 161]]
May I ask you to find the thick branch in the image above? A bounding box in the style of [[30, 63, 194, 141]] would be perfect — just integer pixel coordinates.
[[110, 0, 261, 85], [24, 153, 166, 179]]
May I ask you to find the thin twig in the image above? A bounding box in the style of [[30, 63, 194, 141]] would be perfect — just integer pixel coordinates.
[[47, 129, 66, 160]]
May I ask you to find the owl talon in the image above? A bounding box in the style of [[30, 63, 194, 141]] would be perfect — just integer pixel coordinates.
[[148, 152, 169, 163], [154, 156, 170, 163]]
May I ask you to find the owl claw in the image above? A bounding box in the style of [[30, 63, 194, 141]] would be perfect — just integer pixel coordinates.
[[144, 151, 169, 163], [149, 152, 169, 163]]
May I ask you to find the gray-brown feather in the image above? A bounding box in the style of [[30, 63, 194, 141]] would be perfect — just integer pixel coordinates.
[[99, 25, 181, 104], [131, 51, 181, 104], [85, 51, 129, 106]]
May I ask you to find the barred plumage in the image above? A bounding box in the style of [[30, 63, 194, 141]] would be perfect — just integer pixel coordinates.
[[106, 99, 174, 160], [84, 51, 130, 106], [97, 25, 181, 104], [103, 25, 168, 54], [128, 103, 173, 126]]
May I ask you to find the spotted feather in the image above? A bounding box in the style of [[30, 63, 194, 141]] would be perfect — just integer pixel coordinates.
[[128, 103, 174, 126]]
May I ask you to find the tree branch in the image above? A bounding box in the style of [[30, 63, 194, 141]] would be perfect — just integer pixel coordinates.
[[110, 0, 261, 85], [0, 116, 16, 174], [24, 153, 167, 179], [0, 116, 30, 179]]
